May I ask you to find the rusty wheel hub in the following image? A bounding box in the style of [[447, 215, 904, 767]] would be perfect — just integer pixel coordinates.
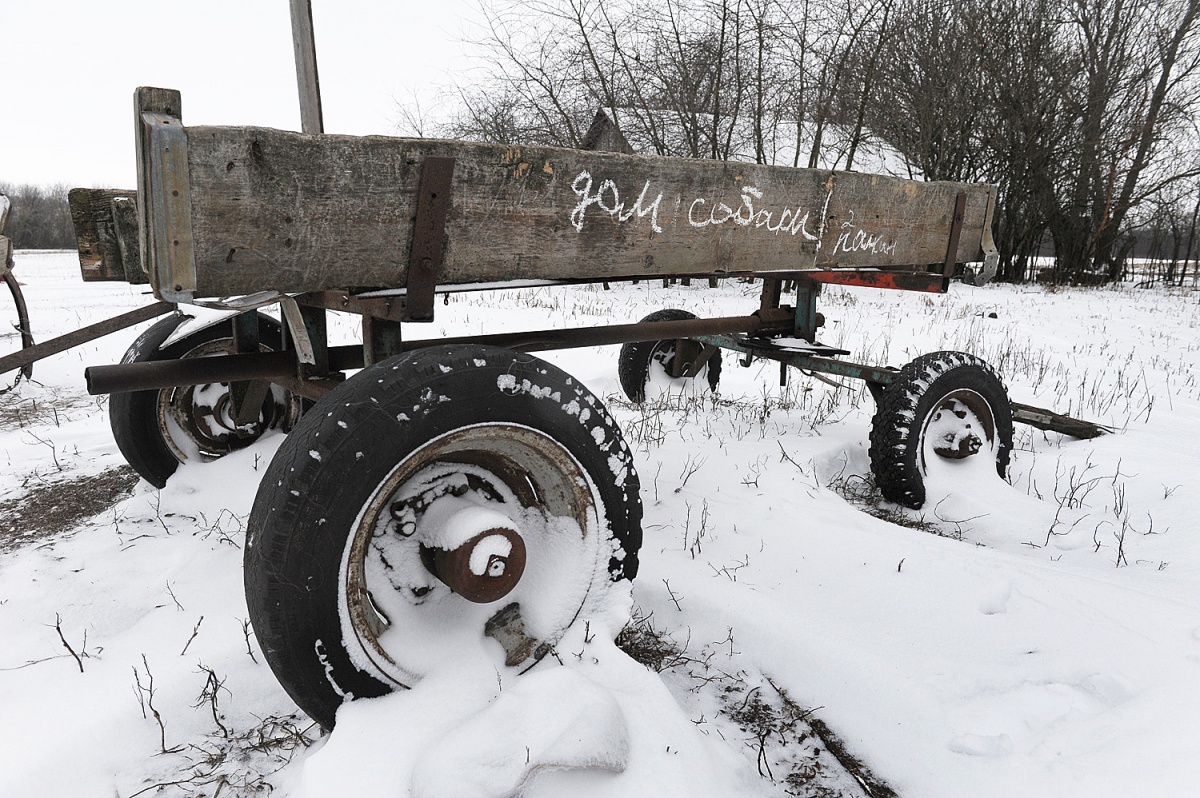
[[420, 516, 528, 604], [922, 389, 996, 467]]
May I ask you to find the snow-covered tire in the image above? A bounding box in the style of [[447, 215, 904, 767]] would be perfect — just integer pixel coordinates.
[[110, 313, 301, 489], [618, 309, 721, 403], [868, 351, 1012, 509], [245, 344, 642, 730]]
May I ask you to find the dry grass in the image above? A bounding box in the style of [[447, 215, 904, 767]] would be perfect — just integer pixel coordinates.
[[0, 465, 138, 551]]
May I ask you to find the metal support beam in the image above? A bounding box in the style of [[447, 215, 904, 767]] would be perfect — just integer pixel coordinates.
[[230, 310, 270, 426], [1, 301, 174, 378], [694, 333, 899, 386], [758, 277, 783, 312], [83, 313, 788, 395], [364, 316, 403, 366], [793, 277, 820, 342]]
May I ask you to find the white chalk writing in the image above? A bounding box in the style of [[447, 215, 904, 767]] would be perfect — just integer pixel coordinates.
[[831, 211, 898, 257], [687, 185, 819, 239], [565, 171, 899, 259], [570, 171, 664, 233]]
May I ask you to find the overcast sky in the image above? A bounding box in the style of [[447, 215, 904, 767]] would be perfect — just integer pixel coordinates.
[[0, 0, 480, 188]]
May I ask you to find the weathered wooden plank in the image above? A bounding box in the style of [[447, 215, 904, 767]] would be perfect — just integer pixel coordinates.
[[176, 128, 996, 299], [68, 188, 138, 281], [111, 194, 146, 283], [1011, 402, 1113, 439]]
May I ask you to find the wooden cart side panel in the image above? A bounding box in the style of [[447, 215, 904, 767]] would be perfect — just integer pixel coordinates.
[[179, 126, 994, 298], [68, 188, 140, 282]]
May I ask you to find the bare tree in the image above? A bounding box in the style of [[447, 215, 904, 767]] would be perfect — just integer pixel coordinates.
[[1049, 0, 1200, 283], [0, 183, 74, 250], [423, 0, 1200, 286]]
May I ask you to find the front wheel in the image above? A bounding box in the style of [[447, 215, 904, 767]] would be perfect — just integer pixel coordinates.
[[868, 351, 1012, 509], [245, 345, 642, 730]]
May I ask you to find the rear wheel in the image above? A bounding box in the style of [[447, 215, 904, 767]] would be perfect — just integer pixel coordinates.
[[110, 313, 301, 488], [245, 344, 642, 729], [618, 309, 721, 403], [868, 351, 1012, 509]]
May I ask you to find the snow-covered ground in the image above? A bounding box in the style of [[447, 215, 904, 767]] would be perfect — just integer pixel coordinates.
[[2, 250, 1199, 797]]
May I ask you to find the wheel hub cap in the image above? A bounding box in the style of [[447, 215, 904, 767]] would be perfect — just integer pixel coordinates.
[[925, 392, 995, 462], [421, 520, 527, 604]]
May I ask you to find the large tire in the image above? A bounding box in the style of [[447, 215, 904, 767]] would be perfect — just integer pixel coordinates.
[[868, 351, 1013, 509], [245, 344, 642, 730], [110, 313, 302, 489], [618, 309, 721, 403]]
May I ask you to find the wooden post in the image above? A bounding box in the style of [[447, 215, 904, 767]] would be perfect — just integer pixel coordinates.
[[289, 0, 324, 135]]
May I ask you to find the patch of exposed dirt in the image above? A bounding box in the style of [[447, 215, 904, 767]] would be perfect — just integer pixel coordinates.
[[0, 465, 139, 551], [617, 611, 898, 798]]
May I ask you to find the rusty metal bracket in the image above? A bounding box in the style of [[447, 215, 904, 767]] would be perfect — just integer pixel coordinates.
[[941, 192, 968, 279], [962, 186, 1000, 286], [229, 311, 272, 427], [404, 156, 455, 322]]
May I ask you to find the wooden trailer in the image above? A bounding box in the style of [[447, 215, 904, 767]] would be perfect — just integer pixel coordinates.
[[0, 83, 1108, 730]]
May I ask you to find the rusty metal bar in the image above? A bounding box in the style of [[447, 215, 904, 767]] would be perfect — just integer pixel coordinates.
[[83, 313, 787, 395], [0, 301, 174, 378], [696, 333, 899, 385], [404, 157, 456, 322], [87, 349, 293, 395], [402, 313, 789, 354]]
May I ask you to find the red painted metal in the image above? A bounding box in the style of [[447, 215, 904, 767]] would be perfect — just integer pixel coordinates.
[[806, 270, 949, 292]]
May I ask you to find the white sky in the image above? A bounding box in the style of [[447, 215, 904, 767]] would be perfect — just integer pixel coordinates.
[[0, 0, 481, 188]]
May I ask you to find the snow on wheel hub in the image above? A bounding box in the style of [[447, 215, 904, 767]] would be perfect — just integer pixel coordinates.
[[422, 522, 528, 604], [924, 391, 995, 463]]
